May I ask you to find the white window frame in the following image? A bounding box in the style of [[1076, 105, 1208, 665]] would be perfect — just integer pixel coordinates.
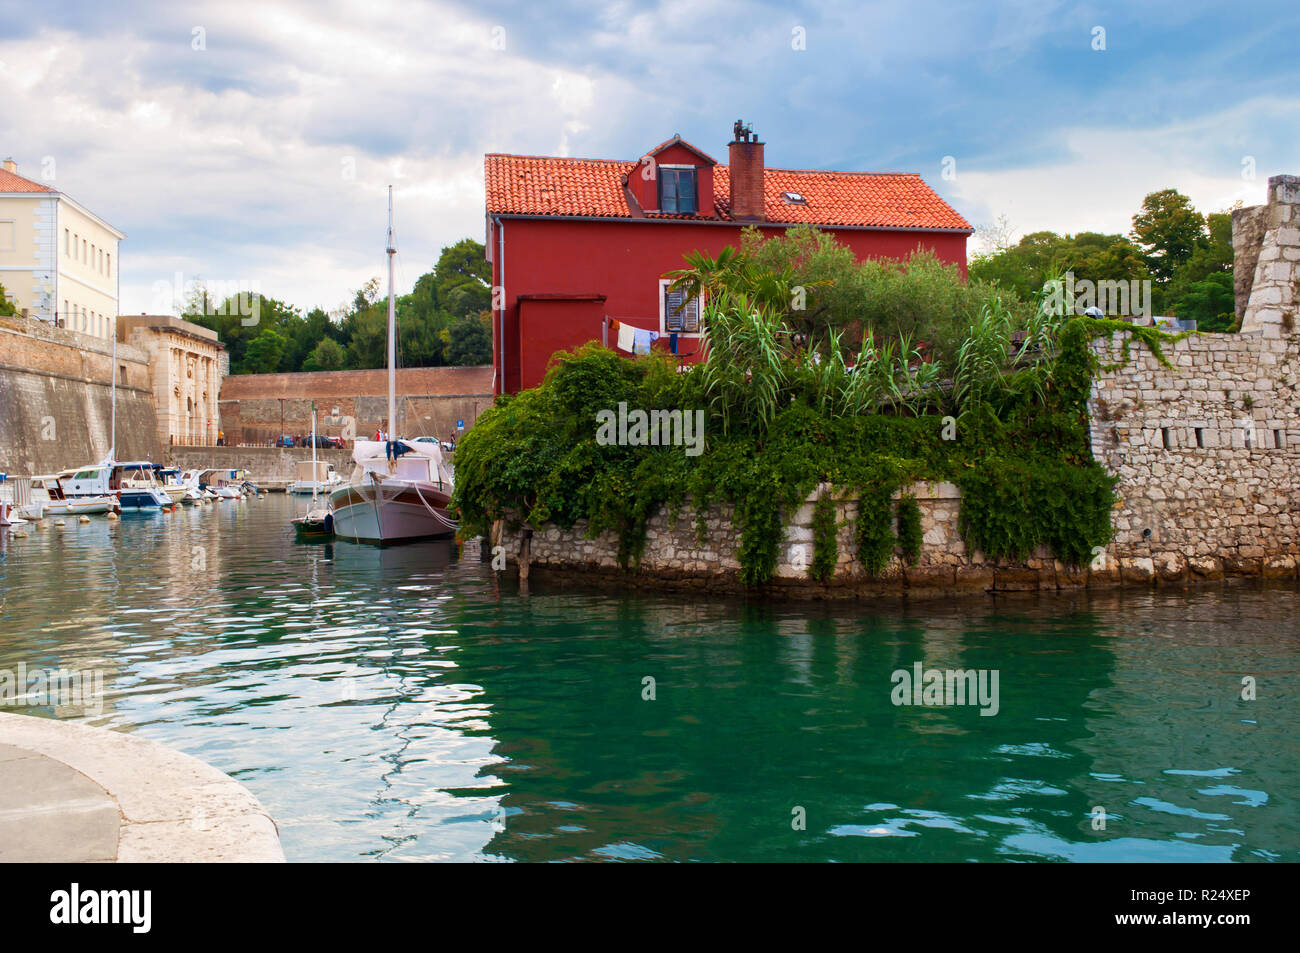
[[658, 278, 704, 338]]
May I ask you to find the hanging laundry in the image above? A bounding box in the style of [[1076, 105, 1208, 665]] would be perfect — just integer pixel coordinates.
[[669, 332, 678, 355], [633, 329, 659, 355], [616, 321, 636, 353]]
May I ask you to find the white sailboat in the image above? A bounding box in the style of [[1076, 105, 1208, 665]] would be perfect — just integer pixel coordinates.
[[329, 187, 457, 544]]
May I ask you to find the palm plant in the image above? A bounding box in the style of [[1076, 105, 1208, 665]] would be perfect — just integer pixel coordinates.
[[953, 296, 1014, 412], [699, 289, 788, 434]]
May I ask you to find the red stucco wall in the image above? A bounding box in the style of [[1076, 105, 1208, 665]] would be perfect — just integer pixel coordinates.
[[490, 217, 968, 393]]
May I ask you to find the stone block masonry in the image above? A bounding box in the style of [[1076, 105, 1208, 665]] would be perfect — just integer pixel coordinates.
[[218, 365, 493, 445], [501, 481, 1087, 598], [1237, 175, 1300, 335], [0, 319, 160, 475]]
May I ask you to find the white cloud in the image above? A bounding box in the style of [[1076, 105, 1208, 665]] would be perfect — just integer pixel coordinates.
[[947, 96, 1300, 241]]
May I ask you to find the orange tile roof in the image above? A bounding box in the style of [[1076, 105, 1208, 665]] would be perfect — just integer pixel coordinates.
[[0, 167, 56, 194], [485, 153, 971, 232]]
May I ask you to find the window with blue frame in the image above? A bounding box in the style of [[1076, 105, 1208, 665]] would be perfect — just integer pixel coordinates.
[[658, 167, 697, 213]]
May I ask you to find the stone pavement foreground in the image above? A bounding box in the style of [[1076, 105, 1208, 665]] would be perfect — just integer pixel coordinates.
[[0, 713, 284, 862]]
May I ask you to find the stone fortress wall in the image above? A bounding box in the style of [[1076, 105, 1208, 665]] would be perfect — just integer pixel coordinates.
[[0, 316, 160, 475], [499, 175, 1300, 596]]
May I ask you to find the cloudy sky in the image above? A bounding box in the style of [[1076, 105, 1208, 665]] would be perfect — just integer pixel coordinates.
[[2, 0, 1296, 317]]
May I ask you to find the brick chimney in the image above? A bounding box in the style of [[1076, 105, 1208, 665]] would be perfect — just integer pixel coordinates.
[[728, 122, 765, 221], [2, 157, 16, 174]]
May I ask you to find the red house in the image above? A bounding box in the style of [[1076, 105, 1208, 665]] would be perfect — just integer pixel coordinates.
[[485, 122, 972, 394]]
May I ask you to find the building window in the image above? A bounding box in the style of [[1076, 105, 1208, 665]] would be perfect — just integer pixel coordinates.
[[65, 229, 70, 255], [82, 239, 86, 262], [106, 253, 111, 277], [659, 279, 702, 335], [0, 220, 13, 252], [658, 167, 697, 214]]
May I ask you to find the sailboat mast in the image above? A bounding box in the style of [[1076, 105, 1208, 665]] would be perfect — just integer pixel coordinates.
[[386, 185, 396, 441], [110, 323, 117, 459], [311, 402, 318, 502]]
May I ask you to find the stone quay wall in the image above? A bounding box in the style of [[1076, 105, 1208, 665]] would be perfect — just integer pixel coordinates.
[[501, 481, 1086, 598], [0, 319, 160, 475], [218, 366, 493, 446], [167, 445, 354, 483]]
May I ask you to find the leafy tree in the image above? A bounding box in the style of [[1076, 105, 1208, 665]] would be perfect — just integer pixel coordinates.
[[242, 326, 289, 374], [445, 313, 493, 365], [1168, 272, 1236, 332], [343, 300, 388, 369], [1130, 189, 1206, 283], [302, 337, 346, 371], [434, 238, 492, 319], [0, 282, 16, 317]]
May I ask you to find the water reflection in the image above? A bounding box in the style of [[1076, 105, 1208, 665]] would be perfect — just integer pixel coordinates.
[[0, 497, 1296, 862]]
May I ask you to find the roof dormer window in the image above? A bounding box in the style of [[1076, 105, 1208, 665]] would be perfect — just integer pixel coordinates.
[[658, 166, 697, 214]]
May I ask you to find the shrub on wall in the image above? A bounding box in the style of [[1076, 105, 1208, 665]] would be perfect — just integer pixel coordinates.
[[896, 495, 923, 566], [810, 492, 839, 582], [452, 254, 1179, 586]]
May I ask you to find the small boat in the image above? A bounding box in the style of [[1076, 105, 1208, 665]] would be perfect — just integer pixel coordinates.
[[32, 473, 119, 516], [292, 405, 335, 539], [153, 466, 195, 505], [288, 460, 341, 495], [197, 468, 246, 500], [0, 500, 28, 527], [292, 504, 335, 539], [0, 474, 45, 521], [179, 470, 217, 503], [109, 462, 173, 510], [329, 440, 456, 543]]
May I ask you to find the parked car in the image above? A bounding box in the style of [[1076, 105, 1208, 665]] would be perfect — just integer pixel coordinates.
[[275, 435, 295, 448]]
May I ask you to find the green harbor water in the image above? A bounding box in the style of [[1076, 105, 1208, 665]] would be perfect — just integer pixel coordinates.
[[1, 495, 1297, 862]]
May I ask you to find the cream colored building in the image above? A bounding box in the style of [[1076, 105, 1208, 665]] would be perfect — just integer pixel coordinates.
[[0, 157, 124, 340], [118, 314, 227, 447]]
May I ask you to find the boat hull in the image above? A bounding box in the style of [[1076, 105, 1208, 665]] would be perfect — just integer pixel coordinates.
[[45, 497, 116, 516], [289, 480, 340, 495], [117, 489, 171, 510], [328, 480, 455, 543]]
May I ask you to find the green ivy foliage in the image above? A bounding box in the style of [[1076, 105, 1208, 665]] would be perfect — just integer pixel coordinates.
[[810, 493, 839, 582], [452, 319, 1175, 586], [896, 495, 923, 565]]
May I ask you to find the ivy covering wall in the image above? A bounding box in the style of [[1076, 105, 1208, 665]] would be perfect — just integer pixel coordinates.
[[452, 234, 1179, 588]]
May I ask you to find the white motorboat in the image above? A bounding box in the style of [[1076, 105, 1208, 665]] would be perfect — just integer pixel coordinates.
[[0, 474, 45, 521], [329, 187, 457, 544], [288, 460, 341, 495], [32, 473, 119, 516], [107, 462, 173, 509], [196, 468, 246, 500], [154, 466, 194, 505]]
